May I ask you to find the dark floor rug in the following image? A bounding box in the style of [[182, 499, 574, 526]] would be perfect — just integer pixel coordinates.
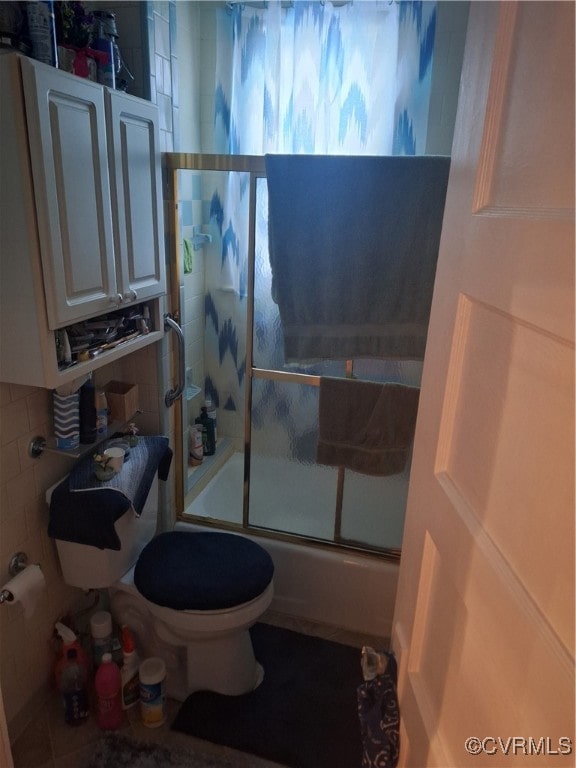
[[171, 623, 364, 768], [85, 732, 238, 768]]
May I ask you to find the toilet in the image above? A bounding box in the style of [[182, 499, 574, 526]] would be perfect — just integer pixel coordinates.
[[48, 463, 274, 702]]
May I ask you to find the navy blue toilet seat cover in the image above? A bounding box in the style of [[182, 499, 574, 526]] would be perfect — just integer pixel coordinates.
[[134, 531, 274, 611]]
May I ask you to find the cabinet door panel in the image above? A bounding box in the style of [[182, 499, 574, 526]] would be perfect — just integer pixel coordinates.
[[21, 58, 117, 327], [107, 92, 166, 303]]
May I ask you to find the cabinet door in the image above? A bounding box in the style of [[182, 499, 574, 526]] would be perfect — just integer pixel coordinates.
[[20, 57, 118, 328], [106, 91, 166, 305]]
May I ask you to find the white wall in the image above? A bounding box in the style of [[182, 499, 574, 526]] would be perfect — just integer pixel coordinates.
[[426, 1, 470, 155]]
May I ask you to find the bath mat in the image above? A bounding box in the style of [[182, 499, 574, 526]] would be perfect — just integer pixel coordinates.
[[172, 623, 364, 768], [84, 732, 237, 768]]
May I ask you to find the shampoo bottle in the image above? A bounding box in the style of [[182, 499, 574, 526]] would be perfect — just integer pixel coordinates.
[[204, 396, 217, 442], [195, 407, 215, 456]]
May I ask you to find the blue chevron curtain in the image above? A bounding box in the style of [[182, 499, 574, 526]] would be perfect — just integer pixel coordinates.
[[201, 2, 436, 540], [214, 0, 437, 156]]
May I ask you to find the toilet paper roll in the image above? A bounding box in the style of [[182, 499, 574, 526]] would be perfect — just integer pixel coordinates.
[[2, 564, 44, 619]]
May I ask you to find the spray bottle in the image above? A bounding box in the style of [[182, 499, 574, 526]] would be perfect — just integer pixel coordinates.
[[54, 622, 90, 685]]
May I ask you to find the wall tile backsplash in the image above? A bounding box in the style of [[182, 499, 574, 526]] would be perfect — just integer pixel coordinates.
[[0, 1, 179, 739]]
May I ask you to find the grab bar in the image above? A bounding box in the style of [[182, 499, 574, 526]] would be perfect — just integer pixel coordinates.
[[164, 314, 185, 407]]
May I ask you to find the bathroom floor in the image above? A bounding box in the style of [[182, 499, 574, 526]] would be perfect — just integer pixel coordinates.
[[10, 614, 386, 768]]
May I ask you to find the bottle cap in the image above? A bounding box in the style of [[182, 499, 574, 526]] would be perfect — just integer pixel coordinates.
[[90, 610, 112, 639], [139, 656, 166, 685]]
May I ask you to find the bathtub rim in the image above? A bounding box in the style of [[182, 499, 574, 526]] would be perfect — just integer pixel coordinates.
[[181, 449, 402, 563], [178, 508, 401, 564], [173, 519, 399, 640]]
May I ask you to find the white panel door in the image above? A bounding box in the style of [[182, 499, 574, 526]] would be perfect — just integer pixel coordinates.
[[392, 3, 574, 767], [106, 90, 166, 304], [21, 57, 117, 327]]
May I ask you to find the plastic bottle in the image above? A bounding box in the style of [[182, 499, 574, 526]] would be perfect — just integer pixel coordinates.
[[139, 656, 166, 728], [204, 396, 218, 442], [120, 626, 140, 710], [90, 610, 112, 668], [79, 373, 97, 444], [54, 622, 91, 684], [195, 407, 215, 456], [188, 424, 203, 466], [59, 648, 89, 726], [25, 1, 58, 67], [95, 653, 124, 730], [95, 389, 108, 436], [92, 35, 116, 89]]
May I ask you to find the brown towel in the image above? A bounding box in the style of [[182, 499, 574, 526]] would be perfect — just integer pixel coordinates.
[[316, 377, 420, 476]]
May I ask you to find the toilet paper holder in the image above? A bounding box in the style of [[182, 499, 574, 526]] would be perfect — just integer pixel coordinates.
[[0, 552, 29, 604]]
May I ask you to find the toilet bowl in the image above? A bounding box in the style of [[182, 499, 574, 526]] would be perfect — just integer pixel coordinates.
[[109, 529, 274, 700], [47, 443, 274, 701]]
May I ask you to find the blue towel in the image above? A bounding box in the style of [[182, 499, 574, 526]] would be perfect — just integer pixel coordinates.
[[48, 436, 172, 550], [265, 155, 451, 363]]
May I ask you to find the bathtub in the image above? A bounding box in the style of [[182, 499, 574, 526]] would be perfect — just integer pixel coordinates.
[[180, 452, 401, 639]]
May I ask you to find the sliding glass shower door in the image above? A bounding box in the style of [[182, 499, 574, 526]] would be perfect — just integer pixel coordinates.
[[176, 157, 419, 555], [250, 177, 419, 552]]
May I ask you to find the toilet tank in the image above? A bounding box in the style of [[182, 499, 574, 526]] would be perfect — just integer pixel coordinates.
[[47, 475, 159, 590]]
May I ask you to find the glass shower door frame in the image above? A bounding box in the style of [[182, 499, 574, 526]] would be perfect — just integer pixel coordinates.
[[165, 152, 402, 558]]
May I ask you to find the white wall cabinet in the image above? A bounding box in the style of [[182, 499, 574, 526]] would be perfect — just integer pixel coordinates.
[[106, 90, 166, 308], [0, 53, 166, 389], [21, 55, 166, 327]]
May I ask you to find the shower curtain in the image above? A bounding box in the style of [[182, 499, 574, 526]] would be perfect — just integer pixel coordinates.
[[204, 0, 437, 464]]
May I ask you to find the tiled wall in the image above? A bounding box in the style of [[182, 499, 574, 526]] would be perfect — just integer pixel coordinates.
[[1, 0, 177, 740], [176, 3, 218, 463], [0, 348, 164, 734]]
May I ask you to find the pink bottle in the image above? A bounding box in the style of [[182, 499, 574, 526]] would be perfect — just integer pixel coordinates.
[[95, 652, 124, 730]]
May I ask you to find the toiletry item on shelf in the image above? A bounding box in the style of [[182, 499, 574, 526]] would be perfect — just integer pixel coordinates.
[[92, 35, 115, 88], [90, 610, 112, 667], [95, 653, 124, 730], [25, 1, 58, 67], [188, 424, 203, 466], [59, 648, 89, 726], [79, 373, 97, 444], [53, 391, 80, 450], [195, 407, 215, 456], [95, 389, 108, 435], [205, 396, 218, 442], [120, 626, 140, 710]]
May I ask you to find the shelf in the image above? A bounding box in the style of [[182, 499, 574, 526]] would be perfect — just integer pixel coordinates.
[[29, 416, 140, 460]]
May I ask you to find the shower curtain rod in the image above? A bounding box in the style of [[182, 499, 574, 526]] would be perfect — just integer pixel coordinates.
[[225, 1, 352, 11]]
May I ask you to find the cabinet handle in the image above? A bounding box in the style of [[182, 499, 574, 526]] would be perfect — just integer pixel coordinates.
[[124, 289, 138, 302], [110, 293, 123, 305]]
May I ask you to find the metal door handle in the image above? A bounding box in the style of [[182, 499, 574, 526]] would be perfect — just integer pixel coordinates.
[[164, 314, 185, 407]]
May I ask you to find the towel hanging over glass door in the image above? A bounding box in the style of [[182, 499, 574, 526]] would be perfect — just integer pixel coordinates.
[[265, 154, 450, 364]]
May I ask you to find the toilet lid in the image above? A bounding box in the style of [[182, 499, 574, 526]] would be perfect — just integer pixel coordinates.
[[134, 531, 274, 610]]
